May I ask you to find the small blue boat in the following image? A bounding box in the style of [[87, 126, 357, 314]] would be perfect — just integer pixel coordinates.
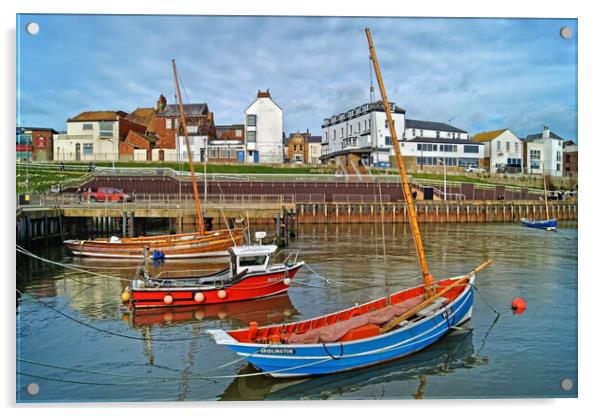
[[520, 218, 557, 230], [208, 273, 479, 378]]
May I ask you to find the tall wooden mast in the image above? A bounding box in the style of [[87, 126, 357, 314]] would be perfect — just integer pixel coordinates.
[[365, 28, 435, 296], [172, 59, 205, 235]]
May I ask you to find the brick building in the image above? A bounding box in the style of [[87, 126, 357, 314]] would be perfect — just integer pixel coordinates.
[[17, 127, 58, 161], [563, 140, 578, 177]]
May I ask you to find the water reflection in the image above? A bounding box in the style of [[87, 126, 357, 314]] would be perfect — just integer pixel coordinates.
[[124, 294, 299, 328], [220, 329, 487, 401]]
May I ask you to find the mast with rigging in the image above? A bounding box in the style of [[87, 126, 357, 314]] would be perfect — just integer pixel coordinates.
[[365, 28, 436, 297], [172, 59, 205, 235]]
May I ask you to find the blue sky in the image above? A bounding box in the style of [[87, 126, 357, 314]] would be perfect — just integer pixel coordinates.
[[16, 15, 577, 140]]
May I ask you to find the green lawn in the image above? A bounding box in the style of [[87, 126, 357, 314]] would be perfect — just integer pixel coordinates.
[[60, 161, 337, 175], [16, 165, 90, 193]]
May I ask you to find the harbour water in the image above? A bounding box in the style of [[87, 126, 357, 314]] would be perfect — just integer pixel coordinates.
[[16, 222, 577, 401]]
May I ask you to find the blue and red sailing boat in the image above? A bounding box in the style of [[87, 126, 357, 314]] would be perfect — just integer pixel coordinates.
[[208, 28, 492, 378]]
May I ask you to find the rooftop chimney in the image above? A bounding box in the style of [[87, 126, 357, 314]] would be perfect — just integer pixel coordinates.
[[543, 125, 550, 139], [257, 89, 271, 98], [156, 94, 167, 112]]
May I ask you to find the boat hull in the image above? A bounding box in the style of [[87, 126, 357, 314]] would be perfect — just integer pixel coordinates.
[[128, 263, 304, 309], [64, 229, 244, 259], [209, 275, 475, 378], [520, 218, 557, 230]]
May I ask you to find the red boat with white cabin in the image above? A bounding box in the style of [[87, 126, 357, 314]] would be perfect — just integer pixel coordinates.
[[122, 243, 304, 309]]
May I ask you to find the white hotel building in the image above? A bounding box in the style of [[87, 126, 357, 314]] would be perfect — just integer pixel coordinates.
[[320, 101, 484, 168], [320, 101, 406, 168]]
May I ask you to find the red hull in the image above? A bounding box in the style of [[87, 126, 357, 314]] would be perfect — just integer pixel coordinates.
[[129, 265, 302, 309]]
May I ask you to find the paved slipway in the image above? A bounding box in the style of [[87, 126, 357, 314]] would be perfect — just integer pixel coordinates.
[[16, 221, 577, 401]]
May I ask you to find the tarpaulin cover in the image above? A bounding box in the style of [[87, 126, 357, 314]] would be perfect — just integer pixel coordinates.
[[288, 296, 424, 344]]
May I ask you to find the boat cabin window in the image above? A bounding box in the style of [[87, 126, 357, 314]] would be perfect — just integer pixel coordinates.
[[239, 256, 267, 267]]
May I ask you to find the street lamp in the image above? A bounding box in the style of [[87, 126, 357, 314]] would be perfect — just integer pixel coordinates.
[[439, 157, 447, 201]]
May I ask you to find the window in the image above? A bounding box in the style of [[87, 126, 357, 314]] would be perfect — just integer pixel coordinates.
[[506, 142, 510, 152], [357, 122, 360, 132], [496, 141, 501, 152], [239, 256, 267, 267], [166, 119, 172, 129], [515, 142, 519, 153], [556, 151, 561, 161], [98, 121, 114, 138], [459, 158, 479, 167], [333, 130, 336, 139], [436, 131, 440, 138], [246, 114, 257, 126], [82, 123, 93, 131], [186, 125, 197, 134], [464, 145, 479, 153], [412, 129, 416, 136], [229, 147, 236, 158], [293, 144, 297, 151], [530, 149, 541, 160], [385, 136, 392, 146], [341, 127, 344, 138], [300, 145, 303, 151], [247, 131, 256, 142], [420, 129, 423, 136], [364, 120, 368, 131], [385, 120, 389, 129], [433, 145, 438, 151], [83, 143, 93, 155], [556, 163, 561, 171], [209, 147, 218, 158]]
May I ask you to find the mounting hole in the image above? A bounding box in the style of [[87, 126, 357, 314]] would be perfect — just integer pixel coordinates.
[[559, 26, 572, 39], [560, 378, 573, 391], [25, 22, 40, 35], [26, 382, 39, 395]]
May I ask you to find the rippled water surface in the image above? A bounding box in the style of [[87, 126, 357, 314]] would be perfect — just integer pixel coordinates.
[[16, 222, 577, 401]]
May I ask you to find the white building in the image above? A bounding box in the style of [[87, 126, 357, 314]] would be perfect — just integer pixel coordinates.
[[244, 90, 283, 163], [53, 111, 145, 161], [321, 101, 406, 168], [523, 126, 564, 177], [399, 137, 484, 168], [307, 136, 322, 165], [472, 128, 524, 173], [404, 119, 469, 141]]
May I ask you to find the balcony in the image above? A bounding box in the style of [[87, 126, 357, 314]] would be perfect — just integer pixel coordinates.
[[342, 137, 358, 149]]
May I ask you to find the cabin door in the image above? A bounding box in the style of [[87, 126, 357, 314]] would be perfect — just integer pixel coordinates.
[[253, 151, 259, 163], [159, 149, 165, 161]]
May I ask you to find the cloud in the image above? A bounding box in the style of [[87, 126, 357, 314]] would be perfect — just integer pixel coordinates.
[[17, 15, 578, 141]]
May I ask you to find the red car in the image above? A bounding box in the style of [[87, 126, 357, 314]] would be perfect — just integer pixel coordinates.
[[83, 187, 132, 202]]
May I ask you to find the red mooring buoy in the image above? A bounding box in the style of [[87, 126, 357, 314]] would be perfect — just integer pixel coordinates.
[[511, 297, 527, 312]]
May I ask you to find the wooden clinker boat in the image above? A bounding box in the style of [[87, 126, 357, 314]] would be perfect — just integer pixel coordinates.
[[64, 228, 244, 259], [208, 271, 480, 378], [123, 244, 304, 308]]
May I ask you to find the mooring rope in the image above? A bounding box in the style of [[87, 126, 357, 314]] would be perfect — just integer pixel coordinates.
[[469, 283, 501, 316], [17, 289, 211, 342], [16, 245, 132, 282]]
